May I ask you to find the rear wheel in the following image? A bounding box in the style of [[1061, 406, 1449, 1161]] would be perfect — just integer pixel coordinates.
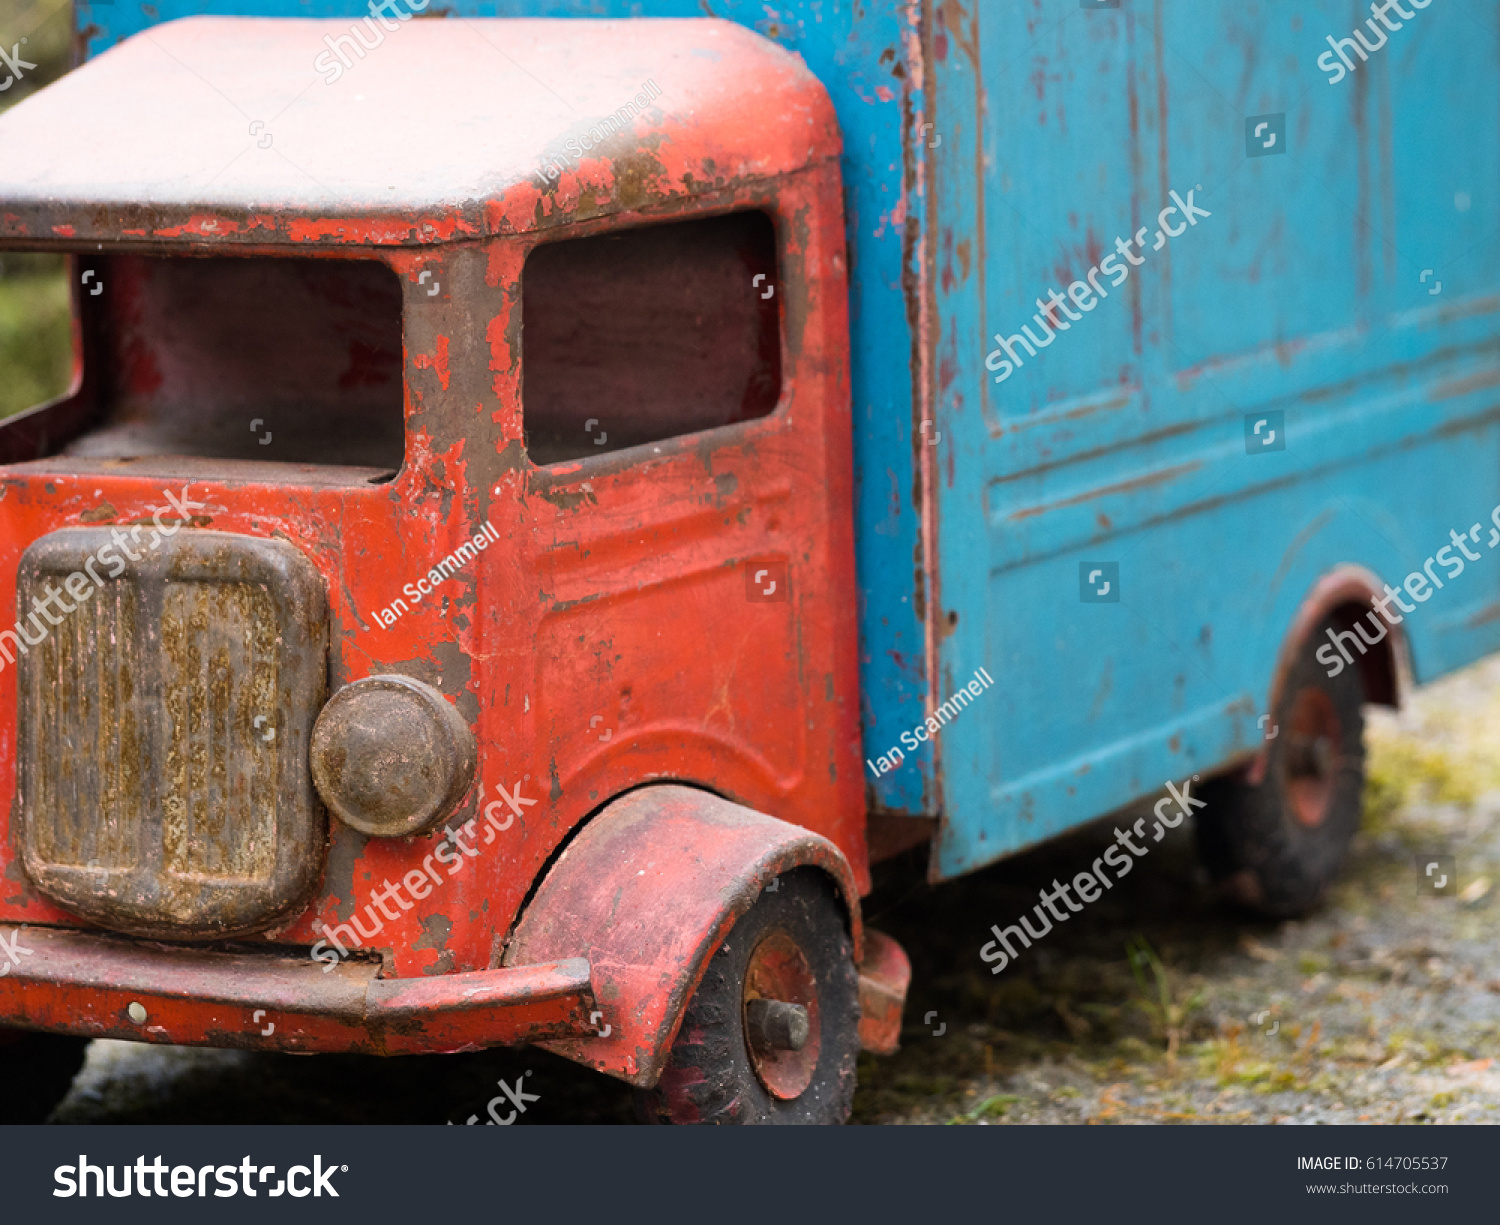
[[1196, 619, 1367, 917], [635, 868, 859, 1125], [0, 1030, 88, 1122]]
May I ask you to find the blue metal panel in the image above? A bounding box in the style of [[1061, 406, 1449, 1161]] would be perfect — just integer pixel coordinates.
[[930, 1, 1500, 877], [74, 0, 937, 814]]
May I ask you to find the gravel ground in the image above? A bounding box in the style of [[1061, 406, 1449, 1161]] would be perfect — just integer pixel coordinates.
[[49, 658, 1500, 1126]]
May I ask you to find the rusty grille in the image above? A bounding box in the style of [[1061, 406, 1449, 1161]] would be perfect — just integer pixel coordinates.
[[160, 581, 279, 882], [17, 527, 328, 939]]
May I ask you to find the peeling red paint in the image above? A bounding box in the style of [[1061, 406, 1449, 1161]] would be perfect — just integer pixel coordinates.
[[507, 786, 864, 1086], [412, 335, 452, 392], [0, 15, 875, 1066]]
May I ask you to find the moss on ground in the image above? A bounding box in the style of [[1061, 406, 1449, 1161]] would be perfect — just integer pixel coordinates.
[[849, 683, 1500, 1124], [1363, 710, 1498, 834]]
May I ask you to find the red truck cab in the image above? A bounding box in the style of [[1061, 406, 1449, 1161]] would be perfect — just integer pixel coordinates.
[[0, 16, 907, 1124]]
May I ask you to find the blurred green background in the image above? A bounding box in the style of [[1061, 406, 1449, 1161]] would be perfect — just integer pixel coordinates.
[[0, 0, 74, 417]]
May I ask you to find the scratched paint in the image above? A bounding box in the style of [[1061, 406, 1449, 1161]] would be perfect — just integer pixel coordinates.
[[16, 1, 1499, 1000], [74, 0, 935, 819], [929, 0, 1500, 877], [0, 20, 865, 1021]]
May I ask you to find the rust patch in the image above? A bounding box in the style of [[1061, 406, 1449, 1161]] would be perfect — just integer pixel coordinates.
[[414, 913, 456, 976], [1006, 461, 1201, 522], [936, 0, 977, 72], [531, 485, 599, 513], [1430, 368, 1500, 402]]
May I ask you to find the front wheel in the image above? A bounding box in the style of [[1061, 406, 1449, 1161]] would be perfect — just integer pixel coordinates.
[[635, 868, 860, 1125], [1196, 618, 1368, 917]]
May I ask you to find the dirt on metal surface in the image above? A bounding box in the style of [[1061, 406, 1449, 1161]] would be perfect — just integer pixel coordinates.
[[46, 657, 1500, 1123], [0, 15, 867, 998], [505, 785, 864, 1088], [16, 527, 328, 940]]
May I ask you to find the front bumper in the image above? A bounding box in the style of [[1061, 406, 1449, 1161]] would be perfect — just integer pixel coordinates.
[[0, 923, 594, 1055]]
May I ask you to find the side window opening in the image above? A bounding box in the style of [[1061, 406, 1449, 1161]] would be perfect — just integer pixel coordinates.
[[0, 253, 74, 421], [10, 254, 406, 471], [522, 210, 782, 466]]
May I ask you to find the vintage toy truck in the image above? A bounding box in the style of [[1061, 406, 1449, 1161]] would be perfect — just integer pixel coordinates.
[[1, 1, 1495, 1123]]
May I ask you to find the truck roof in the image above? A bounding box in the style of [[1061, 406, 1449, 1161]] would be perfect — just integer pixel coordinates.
[[0, 16, 838, 248]]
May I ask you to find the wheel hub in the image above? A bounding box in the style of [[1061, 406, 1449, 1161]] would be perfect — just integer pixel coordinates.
[[742, 929, 821, 1100], [1282, 685, 1342, 829]]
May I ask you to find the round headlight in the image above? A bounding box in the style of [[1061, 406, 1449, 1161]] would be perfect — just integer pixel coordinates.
[[310, 675, 477, 838]]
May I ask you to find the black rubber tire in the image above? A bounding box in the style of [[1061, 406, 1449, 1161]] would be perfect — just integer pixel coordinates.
[[0, 1031, 89, 1122], [634, 868, 860, 1125], [1196, 619, 1367, 917]]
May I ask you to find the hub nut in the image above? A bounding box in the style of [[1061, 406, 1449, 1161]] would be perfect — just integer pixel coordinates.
[[745, 998, 810, 1053]]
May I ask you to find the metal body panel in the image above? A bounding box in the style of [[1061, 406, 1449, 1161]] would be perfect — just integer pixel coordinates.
[[69, 0, 935, 816], [926, 2, 1500, 876], [855, 928, 909, 1057], [6, 19, 834, 246]]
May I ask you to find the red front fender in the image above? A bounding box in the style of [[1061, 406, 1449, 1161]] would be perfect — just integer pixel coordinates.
[[504, 785, 863, 1088]]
